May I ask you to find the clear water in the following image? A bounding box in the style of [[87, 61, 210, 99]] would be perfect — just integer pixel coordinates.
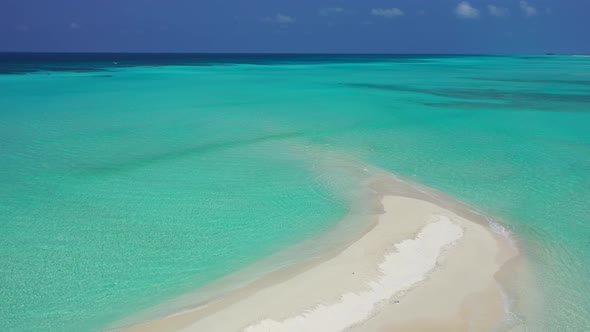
[[1, 54, 589, 331]]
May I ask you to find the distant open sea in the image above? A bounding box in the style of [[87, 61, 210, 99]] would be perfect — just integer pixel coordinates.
[[1, 53, 589, 331]]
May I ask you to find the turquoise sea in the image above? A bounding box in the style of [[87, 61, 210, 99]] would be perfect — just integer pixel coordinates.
[[1, 54, 589, 331]]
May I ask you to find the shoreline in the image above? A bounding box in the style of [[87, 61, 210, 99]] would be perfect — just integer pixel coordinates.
[[119, 171, 527, 331]]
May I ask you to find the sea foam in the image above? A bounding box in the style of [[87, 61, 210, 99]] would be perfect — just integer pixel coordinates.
[[244, 216, 463, 332]]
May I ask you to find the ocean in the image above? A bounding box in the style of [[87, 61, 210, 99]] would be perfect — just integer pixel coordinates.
[[1, 54, 589, 331]]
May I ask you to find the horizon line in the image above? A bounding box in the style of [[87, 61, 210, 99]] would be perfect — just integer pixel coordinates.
[[0, 51, 578, 56]]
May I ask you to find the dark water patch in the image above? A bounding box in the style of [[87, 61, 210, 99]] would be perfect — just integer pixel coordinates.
[[77, 131, 303, 175], [421, 101, 588, 113], [0, 64, 109, 75], [442, 89, 590, 104], [343, 83, 427, 95], [44, 66, 109, 73], [516, 56, 547, 60], [422, 101, 510, 109], [461, 77, 590, 87], [0, 53, 493, 75], [344, 83, 590, 105], [0, 69, 32, 75]]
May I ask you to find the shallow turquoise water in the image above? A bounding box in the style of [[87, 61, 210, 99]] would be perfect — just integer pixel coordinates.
[[1, 55, 589, 331]]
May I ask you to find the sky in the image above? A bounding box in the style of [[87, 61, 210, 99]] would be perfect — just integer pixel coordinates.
[[1, 0, 589, 54]]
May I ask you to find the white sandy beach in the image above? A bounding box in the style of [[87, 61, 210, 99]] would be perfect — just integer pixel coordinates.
[[124, 193, 519, 332]]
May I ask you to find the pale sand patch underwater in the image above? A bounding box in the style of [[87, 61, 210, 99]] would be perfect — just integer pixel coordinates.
[[123, 192, 523, 331]]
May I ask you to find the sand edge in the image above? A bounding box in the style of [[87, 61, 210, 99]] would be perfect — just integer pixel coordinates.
[[122, 194, 519, 332]]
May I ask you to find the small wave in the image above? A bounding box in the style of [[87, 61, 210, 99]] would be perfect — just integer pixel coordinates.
[[495, 285, 525, 332]]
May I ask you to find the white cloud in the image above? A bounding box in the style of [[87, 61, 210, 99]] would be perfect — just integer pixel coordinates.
[[319, 7, 345, 16], [371, 8, 404, 18], [69, 22, 80, 29], [520, 1, 537, 17], [263, 13, 295, 24], [487, 5, 509, 18], [455, 2, 480, 19]]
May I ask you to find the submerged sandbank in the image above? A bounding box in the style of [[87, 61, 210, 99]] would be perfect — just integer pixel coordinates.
[[123, 186, 522, 331]]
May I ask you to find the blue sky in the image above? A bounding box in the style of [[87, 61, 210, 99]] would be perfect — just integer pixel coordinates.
[[1, 0, 588, 53]]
